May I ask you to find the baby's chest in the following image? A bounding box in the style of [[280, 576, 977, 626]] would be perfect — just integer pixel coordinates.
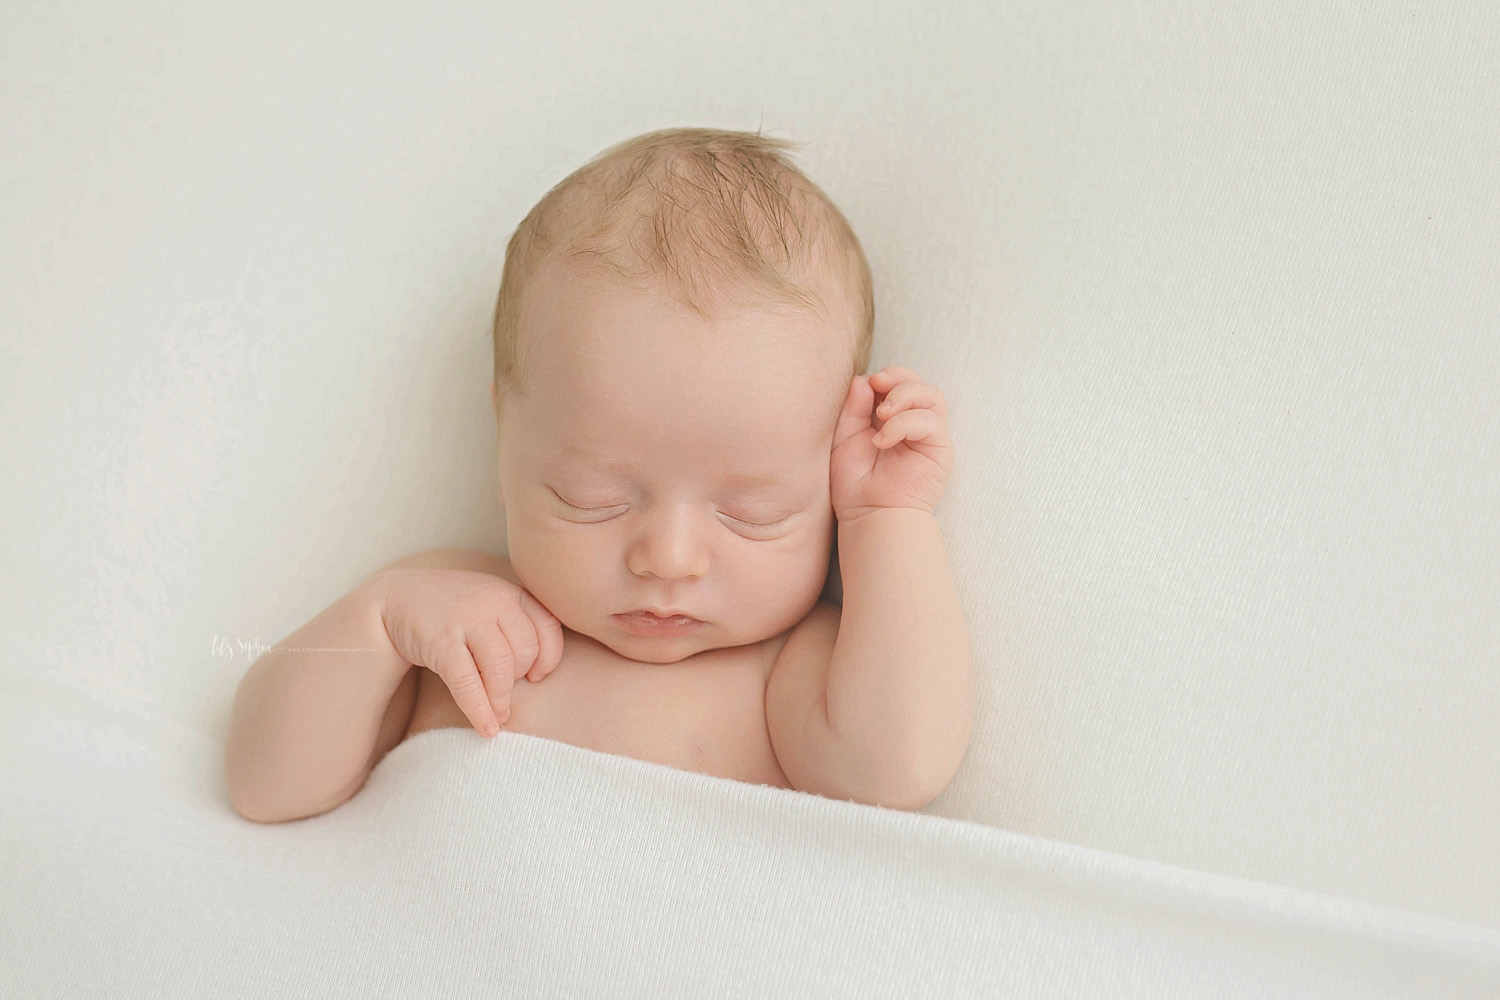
[[405, 634, 793, 790]]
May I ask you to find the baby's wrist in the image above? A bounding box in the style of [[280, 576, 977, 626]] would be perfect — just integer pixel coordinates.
[[836, 503, 937, 527]]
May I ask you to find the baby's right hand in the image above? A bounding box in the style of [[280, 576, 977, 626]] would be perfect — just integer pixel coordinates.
[[372, 568, 564, 736]]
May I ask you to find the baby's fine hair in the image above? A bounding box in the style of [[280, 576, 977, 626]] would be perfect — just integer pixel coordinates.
[[491, 126, 875, 403]]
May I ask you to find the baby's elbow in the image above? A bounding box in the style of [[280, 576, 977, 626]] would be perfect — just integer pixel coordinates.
[[227, 788, 345, 825], [889, 772, 950, 812], [820, 762, 946, 812], [225, 766, 295, 823], [895, 745, 966, 812], [225, 759, 362, 824], [230, 796, 286, 825], [226, 778, 288, 824], [849, 782, 940, 813]]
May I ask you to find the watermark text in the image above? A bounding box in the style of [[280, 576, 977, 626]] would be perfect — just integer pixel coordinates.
[[210, 633, 381, 663]]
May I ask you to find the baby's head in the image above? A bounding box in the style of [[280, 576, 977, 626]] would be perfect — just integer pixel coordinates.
[[488, 127, 873, 662]]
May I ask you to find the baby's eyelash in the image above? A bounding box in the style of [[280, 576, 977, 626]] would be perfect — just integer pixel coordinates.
[[737, 514, 792, 530], [553, 490, 791, 531], [551, 488, 616, 511]]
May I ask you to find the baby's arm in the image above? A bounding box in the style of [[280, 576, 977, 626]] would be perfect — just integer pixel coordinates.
[[821, 367, 974, 807], [826, 508, 974, 807], [224, 548, 519, 823], [224, 571, 415, 824]]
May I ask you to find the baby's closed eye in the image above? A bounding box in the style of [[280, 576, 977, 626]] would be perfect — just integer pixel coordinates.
[[549, 488, 799, 535]]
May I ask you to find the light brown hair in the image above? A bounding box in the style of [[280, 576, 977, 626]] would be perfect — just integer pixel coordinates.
[[491, 126, 875, 422]]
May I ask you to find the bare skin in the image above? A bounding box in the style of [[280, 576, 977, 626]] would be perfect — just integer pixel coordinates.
[[225, 261, 969, 822], [399, 549, 798, 791]]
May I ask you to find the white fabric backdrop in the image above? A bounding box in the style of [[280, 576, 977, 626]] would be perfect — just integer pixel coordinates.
[[2, 0, 1496, 931]]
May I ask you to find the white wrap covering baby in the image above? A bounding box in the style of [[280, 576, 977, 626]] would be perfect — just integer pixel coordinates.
[[2, 688, 1495, 999]]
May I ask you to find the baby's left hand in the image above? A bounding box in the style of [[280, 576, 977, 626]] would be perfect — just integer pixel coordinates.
[[830, 366, 953, 523]]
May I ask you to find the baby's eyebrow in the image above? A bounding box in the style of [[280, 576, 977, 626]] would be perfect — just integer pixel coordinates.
[[559, 448, 787, 490]]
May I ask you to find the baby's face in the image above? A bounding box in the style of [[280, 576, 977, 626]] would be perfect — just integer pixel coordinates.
[[493, 259, 846, 664]]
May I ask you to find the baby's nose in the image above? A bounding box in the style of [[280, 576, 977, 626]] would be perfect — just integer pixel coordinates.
[[630, 515, 712, 580]]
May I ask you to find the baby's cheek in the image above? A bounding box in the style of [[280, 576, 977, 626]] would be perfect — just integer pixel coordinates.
[[508, 537, 584, 595]]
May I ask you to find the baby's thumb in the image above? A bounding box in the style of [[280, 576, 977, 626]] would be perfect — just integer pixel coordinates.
[[833, 374, 874, 447]]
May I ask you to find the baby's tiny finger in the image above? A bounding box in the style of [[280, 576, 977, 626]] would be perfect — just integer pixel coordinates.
[[465, 629, 515, 724], [872, 408, 943, 447], [438, 638, 502, 736], [870, 365, 920, 389], [494, 601, 541, 681], [876, 381, 947, 421]]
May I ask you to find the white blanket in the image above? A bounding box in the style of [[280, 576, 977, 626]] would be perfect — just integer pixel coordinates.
[[2, 683, 1496, 999], [5, 1, 1500, 929]]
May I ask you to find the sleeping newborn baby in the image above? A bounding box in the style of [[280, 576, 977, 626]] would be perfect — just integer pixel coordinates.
[[225, 127, 974, 822]]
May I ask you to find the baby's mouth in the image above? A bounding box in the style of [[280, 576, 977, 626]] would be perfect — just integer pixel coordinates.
[[624, 608, 700, 622], [613, 610, 705, 633]]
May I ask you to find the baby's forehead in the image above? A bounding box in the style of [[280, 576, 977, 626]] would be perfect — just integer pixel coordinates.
[[529, 364, 837, 467], [522, 263, 852, 420], [561, 381, 832, 436]]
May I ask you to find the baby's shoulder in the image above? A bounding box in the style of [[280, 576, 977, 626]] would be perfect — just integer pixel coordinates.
[[758, 600, 841, 677], [376, 547, 517, 583]]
